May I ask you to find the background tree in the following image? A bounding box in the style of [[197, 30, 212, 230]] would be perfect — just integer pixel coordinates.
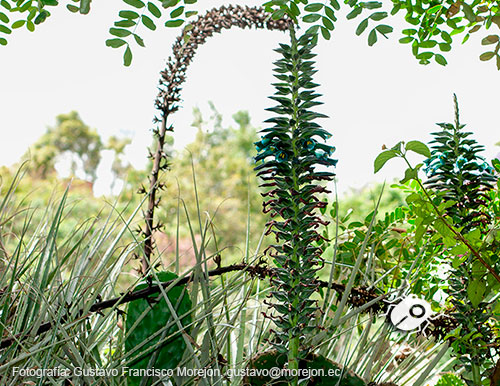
[[27, 111, 103, 183]]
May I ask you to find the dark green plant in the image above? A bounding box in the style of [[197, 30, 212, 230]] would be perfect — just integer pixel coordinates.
[[124, 271, 192, 386], [424, 95, 497, 232], [254, 25, 336, 384], [374, 96, 500, 386]]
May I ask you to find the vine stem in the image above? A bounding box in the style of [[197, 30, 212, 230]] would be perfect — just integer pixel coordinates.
[[402, 156, 500, 284]]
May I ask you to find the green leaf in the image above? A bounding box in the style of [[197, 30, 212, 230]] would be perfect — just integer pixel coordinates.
[[41, 0, 58, 5], [369, 11, 387, 21], [124, 272, 192, 386], [400, 167, 419, 184], [481, 35, 499, 45], [147, 1, 161, 17], [26, 20, 34, 31], [480, 51, 495, 61], [170, 5, 184, 18], [399, 36, 414, 44], [435, 54, 447, 65], [0, 24, 12, 34], [12, 20, 25, 29], [123, 45, 132, 66], [322, 16, 334, 30], [330, 0, 340, 10], [375, 24, 392, 35], [368, 28, 377, 46], [272, 9, 285, 20], [492, 158, 500, 173], [0, 12, 10, 23], [115, 19, 136, 27], [346, 7, 362, 20], [119, 10, 139, 19], [320, 26, 331, 39], [80, 0, 91, 14], [356, 18, 368, 35], [419, 40, 437, 48], [109, 27, 132, 37], [467, 279, 486, 308], [133, 33, 145, 47], [462, 3, 475, 23], [123, 0, 145, 8], [0, 37, 7, 45], [66, 4, 79, 12], [34, 10, 48, 24], [374, 149, 398, 173], [165, 19, 184, 27], [185, 11, 197, 17], [405, 140, 431, 157], [303, 13, 321, 22], [304, 3, 323, 12], [0, 0, 11, 10], [106, 38, 127, 48], [141, 14, 156, 30]]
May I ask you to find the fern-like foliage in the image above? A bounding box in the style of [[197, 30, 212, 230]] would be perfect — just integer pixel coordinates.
[[254, 26, 337, 364], [423, 95, 497, 232]]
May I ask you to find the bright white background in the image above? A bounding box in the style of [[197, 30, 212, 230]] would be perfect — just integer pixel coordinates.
[[1, 0, 499, 195]]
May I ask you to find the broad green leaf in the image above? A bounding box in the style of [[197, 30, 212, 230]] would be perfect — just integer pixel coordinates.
[[105, 38, 127, 48], [109, 27, 132, 37], [34, 10, 48, 24], [272, 9, 285, 20], [123, 0, 145, 8], [26, 20, 34, 31], [125, 272, 192, 386], [41, 0, 58, 5], [467, 279, 486, 308], [0, 37, 6, 45], [147, 1, 161, 18], [374, 149, 398, 173], [123, 45, 132, 66], [405, 140, 431, 157], [400, 167, 418, 184], [141, 14, 156, 30]]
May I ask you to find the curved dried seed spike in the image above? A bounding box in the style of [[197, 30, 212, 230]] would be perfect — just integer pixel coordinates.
[[140, 6, 291, 274]]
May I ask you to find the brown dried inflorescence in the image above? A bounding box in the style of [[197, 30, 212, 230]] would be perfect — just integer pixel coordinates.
[[139, 6, 291, 274], [155, 5, 291, 115]]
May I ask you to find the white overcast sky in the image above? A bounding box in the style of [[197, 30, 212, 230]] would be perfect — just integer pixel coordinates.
[[1, 0, 499, 195]]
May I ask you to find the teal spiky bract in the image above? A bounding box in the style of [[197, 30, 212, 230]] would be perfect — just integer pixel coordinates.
[[254, 25, 337, 363]]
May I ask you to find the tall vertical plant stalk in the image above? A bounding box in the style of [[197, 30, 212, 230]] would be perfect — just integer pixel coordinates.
[[254, 25, 337, 385], [140, 6, 290, 274]]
